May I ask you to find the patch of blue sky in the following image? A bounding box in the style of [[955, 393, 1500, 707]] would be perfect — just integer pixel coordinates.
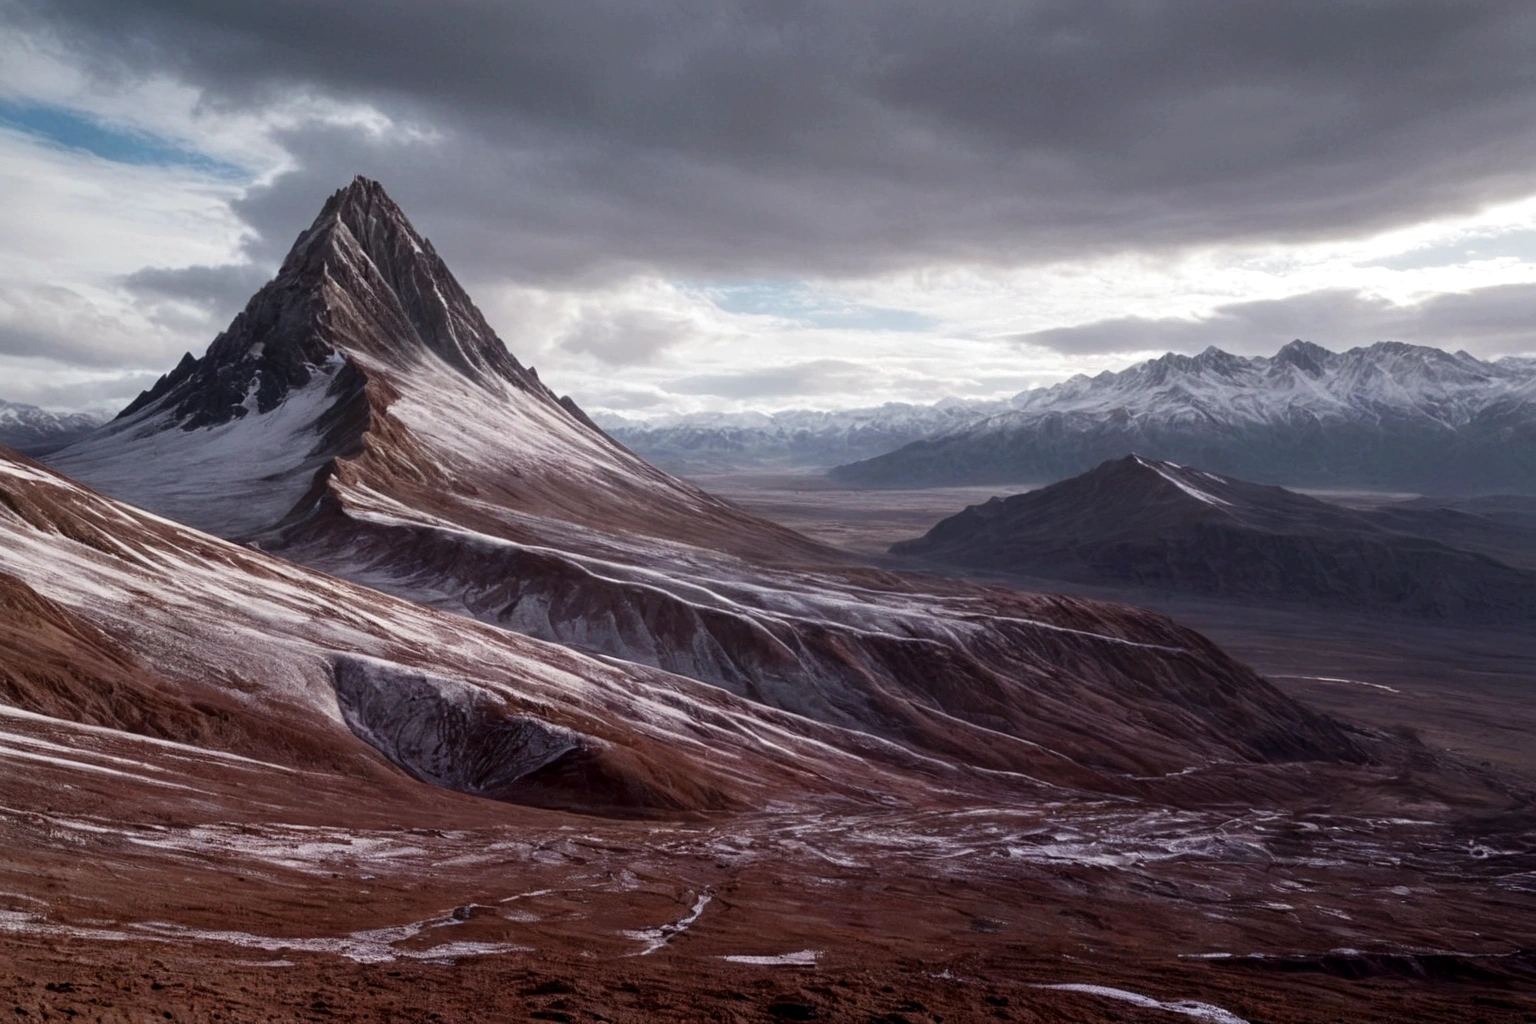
[[696, 278, 938, 332], [1363, 229, 1536, 271], [0, 99, 246, 179]]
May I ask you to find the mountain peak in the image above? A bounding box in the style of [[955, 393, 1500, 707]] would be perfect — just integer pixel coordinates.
[[110, 177, 543, 431], [333, 174, 395, 211], [1272, 338, 1332, 375], [310, 176, 429, 273]]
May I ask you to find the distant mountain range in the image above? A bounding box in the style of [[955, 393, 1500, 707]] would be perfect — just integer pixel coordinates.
[[597, 400, 1012, 474], [0, 399, 103, 456], [833, 341, 1536, 493], [893, 455, 1536, 619]]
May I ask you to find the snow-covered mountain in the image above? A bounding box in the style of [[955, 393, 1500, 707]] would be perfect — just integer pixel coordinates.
[[599, 398, 1013, 473], [46, 177, 1357, 786], [0, 399, 103, 456], [832, 340, 1536, 492]]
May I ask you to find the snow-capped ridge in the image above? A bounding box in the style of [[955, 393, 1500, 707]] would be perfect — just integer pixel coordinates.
[[0, 400, 104, 457], [835, 339, 1536, 492]]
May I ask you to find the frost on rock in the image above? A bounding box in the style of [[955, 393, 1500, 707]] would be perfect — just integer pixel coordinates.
[[331, 656, 585, 800]]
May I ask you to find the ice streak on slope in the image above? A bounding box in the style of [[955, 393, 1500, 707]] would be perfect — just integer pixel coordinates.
[[1134, 455, 1233, 508], [0, 909, 529, 964], [1033, 983, 1251, 1024], [0, 742, 204, 792], [718, 949, 820, 965], [621, 889, 712, 955]]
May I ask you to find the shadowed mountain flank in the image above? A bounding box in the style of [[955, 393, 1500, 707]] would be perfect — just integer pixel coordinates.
[[0, 444, 847, 815], [894, 455, 1536, 619]]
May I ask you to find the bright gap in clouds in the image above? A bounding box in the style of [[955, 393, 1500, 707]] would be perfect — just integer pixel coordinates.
[[0, 119, 254, 411], [0, 99, 247, 178], [701, 280, 939, 333]]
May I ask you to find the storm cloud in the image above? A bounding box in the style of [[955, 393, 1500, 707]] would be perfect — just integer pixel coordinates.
[[6, 1, 1536, 414], [13, 0, 1536, 279]]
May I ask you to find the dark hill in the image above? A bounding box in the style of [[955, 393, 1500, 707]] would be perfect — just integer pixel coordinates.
[[894, 454, 1536, 619]]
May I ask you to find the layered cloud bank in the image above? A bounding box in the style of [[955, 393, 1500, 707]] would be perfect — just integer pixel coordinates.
[[4, 1, 1536, 413]]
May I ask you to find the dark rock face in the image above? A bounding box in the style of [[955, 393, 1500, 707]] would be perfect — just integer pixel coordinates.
[[329, 656, 728, 815], [894, 455, 1536, 619], [332, 657, 584, 797], [833, 341, 1536, 494]]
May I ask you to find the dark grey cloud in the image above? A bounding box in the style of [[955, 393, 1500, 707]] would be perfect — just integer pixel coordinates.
[[13, 1, 1536, 281], [1015, 285, 1536, 358], [122, 263, 273, 324], [668, 360, 874, 399]]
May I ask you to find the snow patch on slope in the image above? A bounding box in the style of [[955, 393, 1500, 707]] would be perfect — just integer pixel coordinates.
[[1033, 983, 1251, 1023], [1134, 456, 1233, 508], [48, 362, 345, 538]]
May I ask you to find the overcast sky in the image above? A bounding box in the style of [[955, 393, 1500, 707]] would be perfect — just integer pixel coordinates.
[[4, 1, 1536, 416]]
